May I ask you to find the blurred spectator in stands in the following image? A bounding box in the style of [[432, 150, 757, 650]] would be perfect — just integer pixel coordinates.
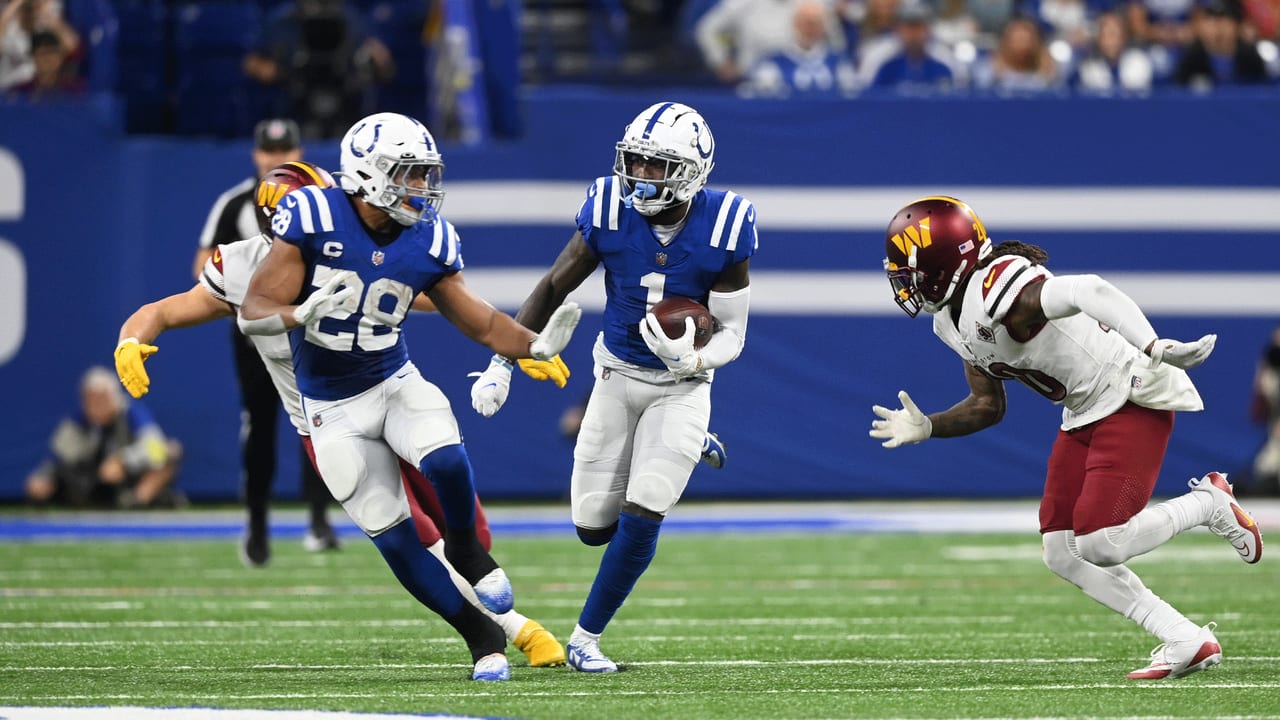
[[26, 367, 184, 509], [243, 0, 394, 138], [970, 0, 1019, 37], [740, 0, 857, 96], [971, 15, 1062, 92], [1127, 0, 1195, 81], [8, 28, 81, 97], [1174, 0, 1268, 89], [863, 1, 961, 92], [932, 0, 984, 47], [695, 0, 845, 84], [844, 0, 900, 66], [1250, 326, 1280, 495], [1241, 0, 1278, 39], [0, 0, 79, 90], [1071, 11, 1154, 93], [1026, 0, 1093, 50]]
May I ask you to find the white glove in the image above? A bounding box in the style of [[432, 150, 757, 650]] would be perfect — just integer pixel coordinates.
[[870, 390, 932, 449], [530, 302, 581, 360], [469, 356, 513, 418], [1148, 334, 1216, 370], [638, 313, 702, 378], [293, 271, 358, 327]]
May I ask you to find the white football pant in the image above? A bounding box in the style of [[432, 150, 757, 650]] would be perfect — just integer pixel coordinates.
[[571, 367, 711, 528], [303, 361, 462, 536]]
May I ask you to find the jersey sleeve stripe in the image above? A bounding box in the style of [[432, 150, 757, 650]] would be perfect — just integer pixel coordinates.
[[444, 222, 460, 266], [709, 191, 738, 248], [591, 178, 606, 229], [429, 219, 444, 258], [607, 177, 621, 230], [294, 190, 316, 234], [725, 198, 752, 252], [301, 186, 335, 232], [200, 268, 228, 301]]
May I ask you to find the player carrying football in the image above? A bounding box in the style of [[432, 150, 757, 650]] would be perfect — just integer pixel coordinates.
[[469, 101, 756, 672], [870, 196, 1262, 680]]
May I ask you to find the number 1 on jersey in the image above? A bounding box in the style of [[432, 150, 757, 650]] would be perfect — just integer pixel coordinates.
[[641, 272, 666, 309]]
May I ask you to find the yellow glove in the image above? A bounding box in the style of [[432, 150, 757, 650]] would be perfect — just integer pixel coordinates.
[[518, 354, 570, 389], [114, 338, 159, 398]]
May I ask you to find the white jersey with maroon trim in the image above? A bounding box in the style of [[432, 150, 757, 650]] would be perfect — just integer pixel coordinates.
[[932, 255, 1202, 431], [199, 235, 308, 434]]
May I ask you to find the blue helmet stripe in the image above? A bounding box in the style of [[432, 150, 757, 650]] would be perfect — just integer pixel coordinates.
[[642, 102, 676, 139]]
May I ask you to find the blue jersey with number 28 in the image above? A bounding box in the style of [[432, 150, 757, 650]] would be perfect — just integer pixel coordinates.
[[272, 185, 464, 400], [576, 176, 758, 369]]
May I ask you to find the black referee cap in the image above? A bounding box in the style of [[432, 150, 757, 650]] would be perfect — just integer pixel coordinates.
[[253, 118, 301, 151]]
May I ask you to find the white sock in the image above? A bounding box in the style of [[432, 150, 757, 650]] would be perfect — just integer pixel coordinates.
[[1125, 587, 1199, 644], [426, 540, 526, 641], [1152, 490, 1213, 535], [570, 623, 600, 643]]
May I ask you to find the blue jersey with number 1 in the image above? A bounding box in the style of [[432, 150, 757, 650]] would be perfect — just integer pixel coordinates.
[[576, 176, 758, 369], [272, 186, 464, 400]]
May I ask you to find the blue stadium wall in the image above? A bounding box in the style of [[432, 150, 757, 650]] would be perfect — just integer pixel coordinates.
[[2, 90, 1278, 503]]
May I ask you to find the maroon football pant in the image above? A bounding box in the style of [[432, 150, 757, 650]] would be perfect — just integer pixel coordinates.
[[1040, 402, 1174, 536], [300, 436, 492, 550]]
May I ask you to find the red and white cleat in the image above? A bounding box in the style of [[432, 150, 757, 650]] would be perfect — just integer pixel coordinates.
[[1191, 472, 1263, 564], [1127, 623, 1222, 680]]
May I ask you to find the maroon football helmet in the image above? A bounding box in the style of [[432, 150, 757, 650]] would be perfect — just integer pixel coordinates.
[[253, 160, 335, 233], [884, 196, 992, 317]]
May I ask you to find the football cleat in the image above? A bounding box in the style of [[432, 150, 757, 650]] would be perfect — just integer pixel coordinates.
[[566, 629, 618, 673], [513, 619, 566, 667], [1126, 623, 1222, 680], [701, 432, 726, 470], [473, 568, 514, 614], [239, 530, 269, 569], [302, 525, 342, 553], [1190, 472, 1263, 564], [471, 652, 511, 681]]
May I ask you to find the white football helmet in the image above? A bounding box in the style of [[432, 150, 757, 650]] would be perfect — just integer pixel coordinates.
[[614, 102, 716, 216], [339, 112, 445, 226]]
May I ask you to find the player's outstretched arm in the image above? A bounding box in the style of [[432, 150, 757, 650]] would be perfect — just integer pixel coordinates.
[[430, 272, 580, 360], [512, 231, 599, 333], [871, 361, 1006, 448], [115, 285, 235, 398], [1034, 274, 1216, 369]]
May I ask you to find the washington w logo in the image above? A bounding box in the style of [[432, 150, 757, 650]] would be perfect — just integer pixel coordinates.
[[889, 217, 932, 255]]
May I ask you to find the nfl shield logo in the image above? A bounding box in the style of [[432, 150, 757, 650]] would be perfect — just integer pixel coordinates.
[[312, 413, 323, 427], [372, 250, 385, 266], [656, 252, 667, 266]]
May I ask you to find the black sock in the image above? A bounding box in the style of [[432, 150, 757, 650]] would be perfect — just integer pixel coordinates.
[[443, 527, 498, 585], [446, 602, 506, 661]]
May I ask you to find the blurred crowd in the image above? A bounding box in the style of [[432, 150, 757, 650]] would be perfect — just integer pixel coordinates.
[[0, 0, 1277, 137]]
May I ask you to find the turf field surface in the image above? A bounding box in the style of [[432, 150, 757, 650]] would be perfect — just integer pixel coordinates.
[[2, 501, 1278, 720]]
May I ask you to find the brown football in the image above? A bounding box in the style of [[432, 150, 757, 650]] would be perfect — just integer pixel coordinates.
[[651, 297, 714, 349]]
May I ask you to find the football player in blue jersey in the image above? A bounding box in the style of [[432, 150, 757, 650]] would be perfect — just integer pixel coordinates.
[[237, 112, 582, 682], [469, 101, 756, 672]]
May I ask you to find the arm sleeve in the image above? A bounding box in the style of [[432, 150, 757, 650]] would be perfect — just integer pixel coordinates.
[[699, 286, 750, 370], [1039, 274, 1158, 353]]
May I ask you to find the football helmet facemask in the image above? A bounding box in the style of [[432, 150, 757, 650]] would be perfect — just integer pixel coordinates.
[[614, 102, 716, 217], [339, 112, 445, 226], [884, 196, 992, 317], [254, 160, 336, 235]]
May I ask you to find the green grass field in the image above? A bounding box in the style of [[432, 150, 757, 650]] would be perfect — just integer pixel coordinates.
[[2, 515, 1278, 719]]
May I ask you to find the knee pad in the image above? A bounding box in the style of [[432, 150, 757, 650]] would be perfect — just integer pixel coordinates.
[[421, 444, 470, 481], [577, 522, 617, 546], [1042, 530, 1084, 579], [345, 484, 409, 536], [1076, 528, 1128, 567], [628, 458, 689, 516]]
